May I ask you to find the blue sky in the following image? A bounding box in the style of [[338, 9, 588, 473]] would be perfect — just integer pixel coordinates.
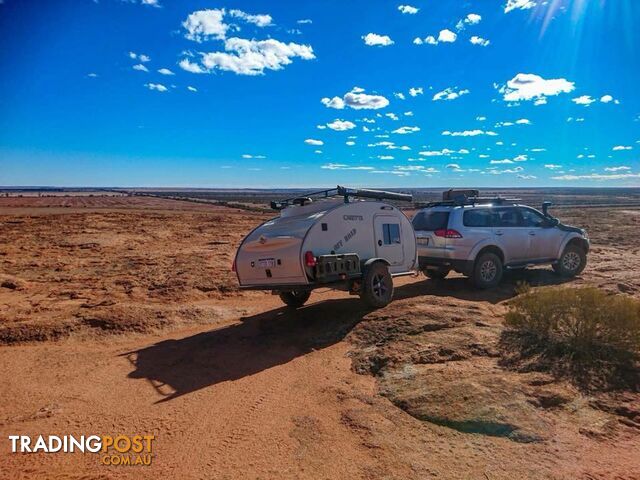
[[0, 0, 639, 188]]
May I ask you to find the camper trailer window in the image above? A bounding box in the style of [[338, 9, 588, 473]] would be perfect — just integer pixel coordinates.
[[383, 224, 401, 245]]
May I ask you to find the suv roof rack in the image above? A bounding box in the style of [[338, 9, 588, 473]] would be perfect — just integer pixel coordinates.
[[270, 185, 412, 210], [416, 196, 521, 209]]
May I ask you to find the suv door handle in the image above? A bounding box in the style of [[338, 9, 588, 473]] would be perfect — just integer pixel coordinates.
[[529, 231, 536, 236], [495, 231, 504, 236]]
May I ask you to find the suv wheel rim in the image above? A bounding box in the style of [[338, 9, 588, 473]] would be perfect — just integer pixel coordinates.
[[480, 260, 497, 282], [562, 251, 580, 271], [372, 273, 387, 299]]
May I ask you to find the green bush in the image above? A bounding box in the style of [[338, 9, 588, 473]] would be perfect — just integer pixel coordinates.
[[505, 286, 640, 358]]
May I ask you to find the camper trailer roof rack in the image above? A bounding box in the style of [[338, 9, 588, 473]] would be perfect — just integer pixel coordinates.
[[270, 185, 412, 210]]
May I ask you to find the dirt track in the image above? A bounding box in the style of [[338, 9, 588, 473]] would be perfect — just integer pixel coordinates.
[[1, 196, 639, 479]]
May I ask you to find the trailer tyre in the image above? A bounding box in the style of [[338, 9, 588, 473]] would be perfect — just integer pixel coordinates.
[[553, 245, 586, 277], [361, 262, 394, 308], [279, 290, 311, 308]]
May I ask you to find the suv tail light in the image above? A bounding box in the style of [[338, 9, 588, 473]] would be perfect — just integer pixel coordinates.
[[304, 251, 317, 267], [434, 228, 463, 239]]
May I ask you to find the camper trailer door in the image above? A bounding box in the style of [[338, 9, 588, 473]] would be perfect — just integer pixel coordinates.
[[373, 215, 404, 265]]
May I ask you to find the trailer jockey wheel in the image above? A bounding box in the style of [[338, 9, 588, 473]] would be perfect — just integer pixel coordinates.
[[360, 262, 393, 308], [279, 290, 311, 308]]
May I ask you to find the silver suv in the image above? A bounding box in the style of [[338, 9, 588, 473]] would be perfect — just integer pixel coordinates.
[[412, 191, 589, 288]]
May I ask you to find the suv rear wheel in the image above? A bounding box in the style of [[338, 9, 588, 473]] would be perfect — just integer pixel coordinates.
[[279, 290, 311, 308], [472, 252, 503, 289], [360, 262, 394, 308], [553, 245, 586, 277]]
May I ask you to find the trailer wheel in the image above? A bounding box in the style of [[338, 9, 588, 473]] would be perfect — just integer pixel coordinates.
[[279, 290, 311, 308], [360, 262, 393, 308]]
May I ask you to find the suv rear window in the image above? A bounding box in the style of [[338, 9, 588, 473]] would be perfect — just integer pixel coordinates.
[[463, 209, 496, 227], [412, 211, 449, 231]]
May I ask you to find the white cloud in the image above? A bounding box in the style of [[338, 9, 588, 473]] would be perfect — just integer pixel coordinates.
[[385, 113, 399, 121], [552, 173, 640, 181], [346, 141, 356, 146], [181, 38, 315, 76], [572, 95, 595, 106], [604, 166, 631, 172], [421, 149, 455, 157], [438, 29, 457, 43], [433, 87, 469, 101], [182, 8, 273, 43], [362, 33, 394, 47], [183, 9, 228, 42], [394, 92, 406, 100], [321, 163, 373, 170], [457, 13, 481, 30], [145, 83, 168, 92], [321, 96, 345, 109], [409, 87, 423, 97], [242, 154, 266, 159], [424, 36, 437, 45], [491, 159, 514, 164], [513, 154, 528, 162], [128, 52, 151, 62], [544, 164, 562, 170], [398, 5, 419, 14], [378, 155, 395, 160], [470, 36, 490, 47], [133, 64, 149, 72], [446, 163, 461, 169], [326, 119, 356, 131], [304, 138, 324, 146], [600, 94, 619, 104], [187, 86, 197, 92], [392, 126, 420, 134], [505, 0, 536, 14], [442, 129, 497, 137], [498, 73, 575, 103], [179, 59, 206, 74], [612, 145, 632, 151], [228, 9, 273, 27], [322, 87, 390, 110], [141, 0, 160, 6], [158, 68, 174, 75], [404, 111, 413, 116], [297, 19, 312, 24], [87, 73, 98, 78]]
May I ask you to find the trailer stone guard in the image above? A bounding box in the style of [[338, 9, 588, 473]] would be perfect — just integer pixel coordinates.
[[233, 186, 417, 308]]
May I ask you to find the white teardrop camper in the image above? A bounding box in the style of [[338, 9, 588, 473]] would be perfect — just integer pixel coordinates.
[[233, 186, 417, 308]]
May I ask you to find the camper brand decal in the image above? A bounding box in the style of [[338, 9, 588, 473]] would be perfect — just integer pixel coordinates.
[[333, 228, 357, 251], [343, 215, 363, 221]]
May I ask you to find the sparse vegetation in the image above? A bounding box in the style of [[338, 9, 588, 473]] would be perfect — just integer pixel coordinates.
[[505, 286, 640, 360]]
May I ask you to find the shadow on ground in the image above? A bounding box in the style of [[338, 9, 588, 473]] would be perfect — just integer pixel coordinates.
[[123, 267, 576, 402]]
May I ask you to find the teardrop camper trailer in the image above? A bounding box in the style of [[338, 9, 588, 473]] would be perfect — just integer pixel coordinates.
[[234, 186, 417, 308]]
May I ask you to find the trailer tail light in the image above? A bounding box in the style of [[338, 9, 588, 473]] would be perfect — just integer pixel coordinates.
[[304, 251, 317, 267], [434, 229, 463, 239]]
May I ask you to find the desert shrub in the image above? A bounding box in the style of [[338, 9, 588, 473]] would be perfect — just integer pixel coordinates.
[[505, 286, 640, 359]]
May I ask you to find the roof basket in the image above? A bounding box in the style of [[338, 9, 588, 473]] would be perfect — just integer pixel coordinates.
[[270, 185, 412, 210], [415, 189, 521, 208]]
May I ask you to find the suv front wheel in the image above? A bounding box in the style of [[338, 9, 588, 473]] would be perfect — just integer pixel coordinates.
[[553, 245, 586, 277], [472, 252, 503, 289]]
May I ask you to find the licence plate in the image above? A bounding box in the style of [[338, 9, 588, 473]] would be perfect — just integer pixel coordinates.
[[417, 238, 429, 245], [258, 258, 276, 268]]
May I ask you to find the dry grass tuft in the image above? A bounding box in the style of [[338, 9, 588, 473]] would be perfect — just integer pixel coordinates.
[[502, 286, 640, 391]]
